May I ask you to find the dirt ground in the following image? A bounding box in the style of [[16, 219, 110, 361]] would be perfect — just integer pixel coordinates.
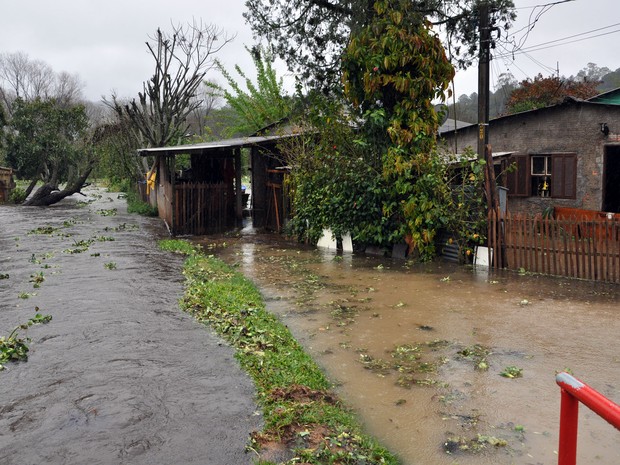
[[0, 188, 261, 465]]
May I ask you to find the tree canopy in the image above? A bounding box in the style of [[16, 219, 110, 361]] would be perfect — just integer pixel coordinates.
[[285, 0, 485, 260], [244, 0, 515, 92], [207, 46, 291, 137], [506, 73, 600, 114], [5, 97, 94, 205]]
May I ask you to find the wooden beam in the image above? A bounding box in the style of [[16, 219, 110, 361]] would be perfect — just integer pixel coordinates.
[[235, 147, 243, 222]]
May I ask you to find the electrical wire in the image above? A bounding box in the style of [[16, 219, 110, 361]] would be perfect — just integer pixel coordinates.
[[496, 26, 620, 59]]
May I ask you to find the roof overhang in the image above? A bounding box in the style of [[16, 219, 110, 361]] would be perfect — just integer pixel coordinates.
[[137, 134, 296, 157], [442, 151, 515, 164]]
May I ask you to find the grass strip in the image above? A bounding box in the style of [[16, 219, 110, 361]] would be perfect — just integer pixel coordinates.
[[159, 239, 399, 465]]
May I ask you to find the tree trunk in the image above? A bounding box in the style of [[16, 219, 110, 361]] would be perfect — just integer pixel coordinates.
[[23, 178, 39, 198], [23, 162, 94, 206]]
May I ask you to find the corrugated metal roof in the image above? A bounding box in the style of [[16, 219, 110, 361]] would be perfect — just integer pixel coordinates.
[[137, 134, 295, 157], [438, 118, 473, 133], [441, 94, 620, 135], [587, 87, 620, 105]]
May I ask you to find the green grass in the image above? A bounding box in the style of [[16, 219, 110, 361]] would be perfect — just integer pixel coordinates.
[[125, 190, 158, 216], [159, 238, 400, 465]]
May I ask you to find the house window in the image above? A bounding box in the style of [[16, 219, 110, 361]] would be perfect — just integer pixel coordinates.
[[507, 153, 576, 199], [531, 155, 551, 197]]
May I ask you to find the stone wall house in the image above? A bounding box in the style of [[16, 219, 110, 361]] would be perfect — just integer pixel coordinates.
[[440, 95, 620, 215]]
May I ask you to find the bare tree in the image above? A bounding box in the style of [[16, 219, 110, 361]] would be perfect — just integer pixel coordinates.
[[113, 20, 233, 148], [0, 52, 54, 101], [0, 52, 84, 112], [27, 59, 54, 99], [54, 71, 85, 107], [186, 79, 222, 138], [0, 51, 32, 100]]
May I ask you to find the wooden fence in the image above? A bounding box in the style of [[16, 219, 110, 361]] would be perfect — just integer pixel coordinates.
[[488, 211, 620, 283], [174, 182, 234, 235]]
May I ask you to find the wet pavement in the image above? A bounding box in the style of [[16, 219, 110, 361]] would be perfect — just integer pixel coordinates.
[[0, 189, 260, 465]]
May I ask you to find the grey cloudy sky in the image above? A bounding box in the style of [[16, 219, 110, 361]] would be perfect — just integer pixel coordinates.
[[1, 0, 618, 102], [456, 0, 620, 96]]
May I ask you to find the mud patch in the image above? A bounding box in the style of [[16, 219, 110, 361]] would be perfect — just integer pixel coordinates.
[[204, 230, 620, 465]]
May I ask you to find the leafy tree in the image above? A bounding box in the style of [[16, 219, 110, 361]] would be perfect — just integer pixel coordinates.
[[573, 62, 611, 84], [284, 99, 385, 245], [244, 0, 515, 92], [506, 73, 600, 114], [90, 109, 145, 186], [599, 67, 620, 93], [447, 92, 478, 124], [207, 47, 291, 137], [4, 98, 93, 205], [201, 105, 243, 140], [108, 20, 232, 148], [447, 72, 517, 123], [186, 79, 222, 139], [286, 0, 477, 260]]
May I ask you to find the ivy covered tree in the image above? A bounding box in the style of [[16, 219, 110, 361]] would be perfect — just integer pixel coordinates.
[[341, 0, 456, 258], [284, 1, 486, 260], [506, 73, 600, 114], [244, 0, 515, 92], [283, 98, 385, 246]]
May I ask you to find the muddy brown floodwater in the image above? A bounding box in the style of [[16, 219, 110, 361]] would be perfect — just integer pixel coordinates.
[[0, 189, 260, 465], [198, 228, 620, 465]]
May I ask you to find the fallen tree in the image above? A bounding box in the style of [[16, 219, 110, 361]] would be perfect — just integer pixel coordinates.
[[23, 160, 94, 206], [4, 97, 94, 206]]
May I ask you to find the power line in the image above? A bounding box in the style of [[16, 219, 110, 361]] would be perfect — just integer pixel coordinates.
[[521, 52, 557, 75], [514, 22, 620, 50], [512, 0, 575, 10], [496, 26, 620, 59]]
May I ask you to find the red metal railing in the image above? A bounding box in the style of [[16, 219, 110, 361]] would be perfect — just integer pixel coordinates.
[[556, 372, 620, 465]]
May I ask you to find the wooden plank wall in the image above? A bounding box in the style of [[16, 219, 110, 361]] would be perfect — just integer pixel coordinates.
[[174, 183, 234, 235], [488, 211, 620, 284]]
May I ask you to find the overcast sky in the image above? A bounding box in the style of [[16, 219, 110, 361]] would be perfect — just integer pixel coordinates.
[[1, 0, 618, 102]]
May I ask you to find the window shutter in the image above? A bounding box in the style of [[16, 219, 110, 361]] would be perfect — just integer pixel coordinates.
[[506, 154, 528, 197], [551, 153, 577, 199]]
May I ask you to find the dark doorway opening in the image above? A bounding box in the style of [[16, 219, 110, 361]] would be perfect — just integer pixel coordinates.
[[602, 145, 620, 212]]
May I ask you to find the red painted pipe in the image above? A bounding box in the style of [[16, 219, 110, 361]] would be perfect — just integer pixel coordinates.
[[556, 372, 620, 465]]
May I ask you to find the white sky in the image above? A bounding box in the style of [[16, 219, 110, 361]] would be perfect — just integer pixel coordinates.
[[0, 0, 618, 102]]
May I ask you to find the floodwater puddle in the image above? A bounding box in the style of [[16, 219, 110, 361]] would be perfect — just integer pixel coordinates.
[[198, 230, 620, 465]]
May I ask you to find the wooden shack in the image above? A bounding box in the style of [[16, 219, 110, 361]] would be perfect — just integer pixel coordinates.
[[138, 134, 293, 235], [0, 167, 15, 203]]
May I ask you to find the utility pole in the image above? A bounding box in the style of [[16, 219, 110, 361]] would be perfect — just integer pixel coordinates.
[[477, 0, 490, 159], [477, 1, 505, 268]]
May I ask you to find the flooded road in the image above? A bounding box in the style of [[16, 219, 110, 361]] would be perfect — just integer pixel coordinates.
[[199, 229, 620, 465], [0, 189, 260, 465]]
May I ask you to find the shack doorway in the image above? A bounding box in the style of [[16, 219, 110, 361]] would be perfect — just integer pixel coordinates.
[[602, 145, 620, 213]]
